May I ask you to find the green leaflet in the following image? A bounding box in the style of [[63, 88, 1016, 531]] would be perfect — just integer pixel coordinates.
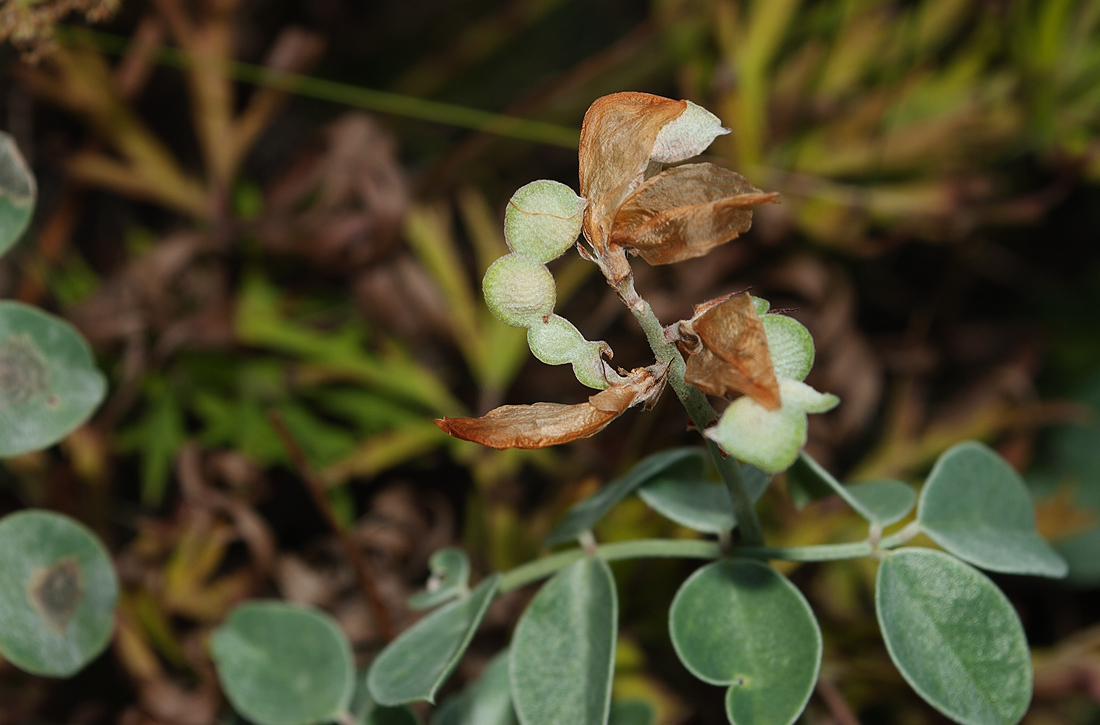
[[212, 601, 355, 725], [0, 511, 119, 677], [876, 549, 1032, 725], [669, 560, 821, 725], [918, 442, 1067, 577], [510, 558, 617, 725], [368, 574, 501, 705]]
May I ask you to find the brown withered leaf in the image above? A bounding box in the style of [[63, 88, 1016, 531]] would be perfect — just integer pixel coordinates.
[[682, 293, 780, 410], [436, 369, 660, 449], [610, 163, 780, 265], [578, 92, 686, 253]]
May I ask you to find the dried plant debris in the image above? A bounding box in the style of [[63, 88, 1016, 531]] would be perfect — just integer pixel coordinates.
[[677, 293, 781, 410], [578, 92, 778, 282], [0, 0, 119, 62], [436, 367, 662, 449]]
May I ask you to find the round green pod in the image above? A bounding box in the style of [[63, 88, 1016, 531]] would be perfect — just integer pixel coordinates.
[[571, 346, 614, 391], [504, 180, 586, 264], [483, 254, 556, 328], [527, 315, 588, 365]]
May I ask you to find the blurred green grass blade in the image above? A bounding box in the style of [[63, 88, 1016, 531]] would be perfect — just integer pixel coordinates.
[[235, 274, 464, 416], [115, 376, 185, 506], [405, 204, 487, 380], [320, 421, 448, 487], [58, 27, 580, 149]]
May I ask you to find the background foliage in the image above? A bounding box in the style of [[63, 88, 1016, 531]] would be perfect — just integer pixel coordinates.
[[1, 0, 1099, 723]]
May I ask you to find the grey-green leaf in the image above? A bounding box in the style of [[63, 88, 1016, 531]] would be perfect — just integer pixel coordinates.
[[0, 510, 119, 677], [510, 558, 617, 725], [0, 132, 35, 258], [428, 651, 516, 725], [876, 549, 1032, 725], [545, 447, 703, 546], [409, 548, 472, 610], [351, 683, 422, 725], [464, 651, 518, 725], [0, 302, 107, 457], [638, 464, 770, 534], [609, 701, 656, 725], [918, 442, 1068, 577], [669, 561, 821, 725], [788, 452, 915, 525], [368, 574, 501, 706], [760, 314, 814, 382], [212, 602, 355, 725]]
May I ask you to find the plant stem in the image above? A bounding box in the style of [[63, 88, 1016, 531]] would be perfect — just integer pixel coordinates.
[[876, 520, 922, 550], [499, 538, 877, 593], [615, 276, 766, 545]]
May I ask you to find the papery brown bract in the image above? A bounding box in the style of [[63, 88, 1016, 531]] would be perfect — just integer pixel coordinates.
[[435, 377, 653, 450], [610, 163, 780, 265], [681, 293, 781, 410], [578, 93, 686, 254]]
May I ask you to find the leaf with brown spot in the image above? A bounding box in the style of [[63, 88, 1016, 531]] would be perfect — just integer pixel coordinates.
[[610, 163, 780, 265], [29, 557, 83, 633], [578, 93, 686, 254], [683, 293, 780, 410]]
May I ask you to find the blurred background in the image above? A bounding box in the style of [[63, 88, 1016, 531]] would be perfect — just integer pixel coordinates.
[[1, 0, 1099, 723]]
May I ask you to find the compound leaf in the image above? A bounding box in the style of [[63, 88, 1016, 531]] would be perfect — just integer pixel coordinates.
[[918, 442, 1067, 577], [669, 561, 821, 725], [510, 557, 617, 725], [211, 601, 355, 725], [876, 549, 1032, 725], [368, 574, 501, 705], [0, 510, 118, 677]]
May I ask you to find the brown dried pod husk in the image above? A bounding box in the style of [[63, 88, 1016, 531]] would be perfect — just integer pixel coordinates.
[[609, 163, 780, 265], [435, 367, 661, 449], [578, 92, 687, 255], [679, 293, 781, 410]]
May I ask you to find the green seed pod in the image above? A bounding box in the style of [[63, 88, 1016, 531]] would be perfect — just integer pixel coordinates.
[[527, 315, 587, 365], [571, 344, 621, 391], [504, 180, 586, 264], [482, 254, 556, 328], [650, 101, 730, 163]]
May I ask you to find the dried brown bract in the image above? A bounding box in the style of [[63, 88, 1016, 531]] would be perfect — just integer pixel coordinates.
[[610, 163, 780, 266], [677, 293, 781, 410], [577, 92, 778, 283], [435, 367, 662, 449], [0, 0, 119, 62]]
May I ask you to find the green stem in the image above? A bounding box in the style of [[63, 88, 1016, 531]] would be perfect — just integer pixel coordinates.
[[498, 538, 876, 593], [57, 27, 581, 148], [616, 277, 766, 546], [876, 520, 922, 550]]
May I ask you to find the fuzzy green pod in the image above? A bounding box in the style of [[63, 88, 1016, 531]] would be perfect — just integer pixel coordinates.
[[650, 101, 730, 164], [483, 254, 556, 328], [527, 315, 589, 365], [504, 180, 586, 264], [571, 349, 614, 390], [528, 315, 615, 390]]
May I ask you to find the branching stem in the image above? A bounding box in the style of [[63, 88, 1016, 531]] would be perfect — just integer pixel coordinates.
[[499, 537, 888, 593], [614, 275, 766, 545]]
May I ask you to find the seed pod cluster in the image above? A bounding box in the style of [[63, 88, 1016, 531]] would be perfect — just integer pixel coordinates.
[[483, 180, 618, 390]]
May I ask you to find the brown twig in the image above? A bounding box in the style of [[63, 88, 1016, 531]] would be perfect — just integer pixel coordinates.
[[267, 409, 396, 642], [815, 676, 861, 725]]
